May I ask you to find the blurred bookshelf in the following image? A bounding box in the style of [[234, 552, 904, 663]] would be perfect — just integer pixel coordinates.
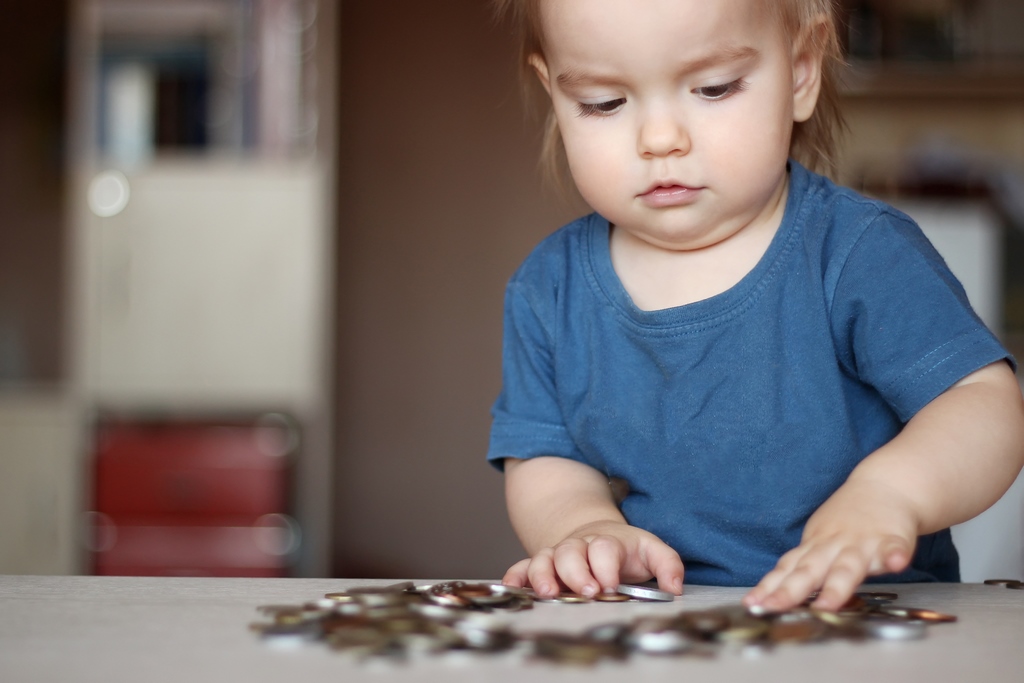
[[839, 0, 1024, 65], [837, 0, 1024, 98], [77, 0, 319, 165], [841, 59, 1024, 101], [58, 0, 337, 578]]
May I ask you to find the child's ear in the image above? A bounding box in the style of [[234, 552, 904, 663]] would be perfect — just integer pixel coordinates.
[[528, 53, 553, 96], [792, 20, 827, 123]]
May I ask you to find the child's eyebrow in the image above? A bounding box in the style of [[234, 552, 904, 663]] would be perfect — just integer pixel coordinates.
[[555, 45, 760, 90], [677, 45, 760, 75], [556, 68, 619, 89]]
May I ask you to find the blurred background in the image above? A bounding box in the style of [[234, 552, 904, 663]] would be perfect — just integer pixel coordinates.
[[1, 0, 1023, 582]]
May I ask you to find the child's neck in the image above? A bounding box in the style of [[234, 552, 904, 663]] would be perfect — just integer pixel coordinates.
[[609, 195, 788, 312]]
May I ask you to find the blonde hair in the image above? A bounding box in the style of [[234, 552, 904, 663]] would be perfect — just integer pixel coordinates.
[[494, 0, 846, 188]]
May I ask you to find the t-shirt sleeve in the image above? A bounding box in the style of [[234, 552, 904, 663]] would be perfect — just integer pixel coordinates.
[[829, 207, 1014, 422], [487, 278, 585, 471]]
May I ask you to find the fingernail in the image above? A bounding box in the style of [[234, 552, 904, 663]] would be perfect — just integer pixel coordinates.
[[673, 578, 683, 594], [538, 583, 553, 596], [581, 584, 597, 597], [751, 604, 774, 616]]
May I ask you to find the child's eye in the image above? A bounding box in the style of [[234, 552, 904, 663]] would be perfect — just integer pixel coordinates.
[[576, 98, 626, 117], [694, 79, 748, 101]]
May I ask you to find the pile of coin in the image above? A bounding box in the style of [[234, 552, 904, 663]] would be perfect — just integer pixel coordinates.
[[983, 578, 1023, 590], [249, 582, 956, 665], [252, 581, 529, 660]]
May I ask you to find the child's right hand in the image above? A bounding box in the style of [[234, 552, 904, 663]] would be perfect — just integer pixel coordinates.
[[501, 520, 684, 599], [501, 456, 684, 598]]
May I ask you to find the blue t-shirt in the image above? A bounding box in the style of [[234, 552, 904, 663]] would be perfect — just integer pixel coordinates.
[[487, 161, 1013, 586]]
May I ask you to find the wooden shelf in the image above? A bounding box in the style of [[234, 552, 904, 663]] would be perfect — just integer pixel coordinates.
[[840, 60, 1024, 100]]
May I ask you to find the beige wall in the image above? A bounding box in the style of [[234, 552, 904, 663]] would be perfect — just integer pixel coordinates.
[[332, 1, 580, 578]]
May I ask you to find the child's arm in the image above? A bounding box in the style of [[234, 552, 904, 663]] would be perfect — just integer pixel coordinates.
[[745, 361, 1024, 612], [501, 455, 685, 598]]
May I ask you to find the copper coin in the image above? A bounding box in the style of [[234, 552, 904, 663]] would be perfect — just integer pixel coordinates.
[[983, 579, 1020, 586], [452, 584, 494, 599], [769, 619, 827, 643]]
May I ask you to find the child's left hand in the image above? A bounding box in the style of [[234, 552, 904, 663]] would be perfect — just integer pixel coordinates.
[[746, 362, 1024, 612], [742, 476, 917, 612]]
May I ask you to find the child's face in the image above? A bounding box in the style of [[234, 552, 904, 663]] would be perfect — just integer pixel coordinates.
[[531, 0, 821, 251]]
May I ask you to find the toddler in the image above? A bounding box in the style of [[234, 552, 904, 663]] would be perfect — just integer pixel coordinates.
[[487, 0, 1024, 611]]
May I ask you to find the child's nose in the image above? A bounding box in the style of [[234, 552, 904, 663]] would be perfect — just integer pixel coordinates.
[[637, 108, 690, 158]]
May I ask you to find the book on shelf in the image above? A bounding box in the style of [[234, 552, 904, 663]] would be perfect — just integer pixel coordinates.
[[93, 0, 317, 162]]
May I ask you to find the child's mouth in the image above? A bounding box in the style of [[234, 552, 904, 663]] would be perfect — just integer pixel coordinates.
[[640, 184, 702, 208]]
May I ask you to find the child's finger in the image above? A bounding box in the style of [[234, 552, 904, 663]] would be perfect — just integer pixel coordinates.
[[501, 558, 532, 588], [759, 567, 821, 611], [810, 546, 870, 610], [876, 536, 913, 575], [524, 548, 560, 598], [758, 544, 843, 611], [552, 539, 601, 597], [643, 541, 685, 595], [585, 535, 626, 592], [812, 535, 912, 610], [743, 546, 808, 607]]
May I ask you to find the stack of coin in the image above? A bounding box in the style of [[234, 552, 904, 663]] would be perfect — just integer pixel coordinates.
[[250, 583, 957, 665], [984, 578, 1023, 590], [255, 582, 526, 660]]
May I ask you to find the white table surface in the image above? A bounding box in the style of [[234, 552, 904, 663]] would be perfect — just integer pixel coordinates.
[[1, 576, 1022, 683]]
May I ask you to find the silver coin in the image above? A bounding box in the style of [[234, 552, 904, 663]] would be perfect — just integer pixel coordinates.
[[630, 628, 692, 654], [616, 583, 675, 602], [861, 619, 927, 641], [486, 583, 533, 597]]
